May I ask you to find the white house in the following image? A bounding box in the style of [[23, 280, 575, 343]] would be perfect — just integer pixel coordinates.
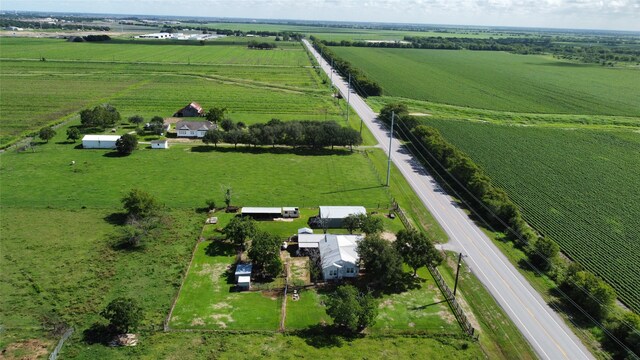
[[175, 121, 214, 138], [318, 234, 363, 280], [317, 206, 367, 228], [151, 139, 169, 149], [82, 134, 121, 149]]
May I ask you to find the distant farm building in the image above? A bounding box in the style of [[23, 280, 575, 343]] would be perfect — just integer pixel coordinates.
[[82, 134, 121, 149], [312, 206, 367, 228], [240, 207, 300, 219], [151, 139, 169, 149], [135, 33, 172, 39], [175, 121, 214, 138], [173, 102, 204, 117]]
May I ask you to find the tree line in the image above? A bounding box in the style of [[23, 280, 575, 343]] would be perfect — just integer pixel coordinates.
[[310, 36, 382, 97], [203, 118, 362, 150], [247, 41, 277, 49], [379, 103, 639, 358], [158, 24, 304, 40]]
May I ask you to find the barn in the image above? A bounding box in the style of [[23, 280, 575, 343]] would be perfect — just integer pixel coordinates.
[[173, 102, 204, 117], [82, 135, 121, 149], [316, 206, 367, 228]]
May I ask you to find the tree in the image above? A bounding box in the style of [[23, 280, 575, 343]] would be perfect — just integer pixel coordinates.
[[247, 230, 283, 279], [202, 129, 222, 147], [394, 229, 443, 276], [223, 129, 242, 148], [80, 104, 120, 129], [224, 216, 256, 249], [38, 126, 56, 143], [147, 116, 164, 135], [343, 214, 362, 234], [563, 270, 616, 320], [357, 234, 405, 290], [220, 118, 235, 132], [603, 311, 640, 358], [325, 285, 377, 333], [205, 199, 216, 211], [205, 107, 227, 124], [528, 236, 560, 272], [360, 215, 383, 235], [100, 297, 143, 333], [121, 188, 160, 219], [224, 187, 233, 208], [66, 127, 81, 142], [115, 133, 138, 155], [378, 102, 408, 126], [128, 115, 144, 127]]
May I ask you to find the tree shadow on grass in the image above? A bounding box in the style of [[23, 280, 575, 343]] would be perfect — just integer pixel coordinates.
[[190, 146, 352, 157], [83, 322, 115, 345], [104, 212, 128, 226], [103, 151, 126, 158], [204, 240, 236, 257], [294, 324, 356, 348]]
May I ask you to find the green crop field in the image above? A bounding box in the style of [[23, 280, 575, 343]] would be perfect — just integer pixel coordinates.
[[422, 119, 640, 312], [331, 47, 640, 116]]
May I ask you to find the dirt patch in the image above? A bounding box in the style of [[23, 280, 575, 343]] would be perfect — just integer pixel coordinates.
[[379, 299, 394, 309], [1, 339, 51, 360], [209, 314, 234, 328], [409, 112, 431, 116], [408, 322, 416, 328], [289, 257, 310, 284], [191, 318, 205, 326], [380, 231, 396, 242], [211, 302, 232, 310], [273, 218, 294, 222], [196, 263, 229, 292], [439, 309, 456, 324]]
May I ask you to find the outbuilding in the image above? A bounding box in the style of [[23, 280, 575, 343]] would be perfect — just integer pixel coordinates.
[[151, 139, 169, 149], [173, 102, 204, 117], [316, 206, 367, 228], [235, 263, 252, 282], [82, 134, 121, 149]]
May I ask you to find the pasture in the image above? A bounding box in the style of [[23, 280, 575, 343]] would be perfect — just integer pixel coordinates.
[[331, 47, 640, 116], [423, 119, 640, 312]]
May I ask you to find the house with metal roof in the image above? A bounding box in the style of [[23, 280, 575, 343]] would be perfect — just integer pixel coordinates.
[[175, 120, 214, 138], [318, 234, 363, 280]]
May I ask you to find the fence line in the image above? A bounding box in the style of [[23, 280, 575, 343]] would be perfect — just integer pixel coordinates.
[[49, 328, 74, 360], [392, 201, 478, 340]]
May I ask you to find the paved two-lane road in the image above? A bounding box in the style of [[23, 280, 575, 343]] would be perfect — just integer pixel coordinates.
[[303, 39, 592, 360]]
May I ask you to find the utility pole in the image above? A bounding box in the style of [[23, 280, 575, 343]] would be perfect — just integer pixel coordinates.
[[330, 58, 333, 86], [346, 73, 351, 123], [453, 252, 463, 297], [386, 111, 395, 187]]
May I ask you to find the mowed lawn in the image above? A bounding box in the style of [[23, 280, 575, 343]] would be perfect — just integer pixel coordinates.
[[331, 47, 640, 116], [0, 136, 390, 210], [169, 240, 281, 330]]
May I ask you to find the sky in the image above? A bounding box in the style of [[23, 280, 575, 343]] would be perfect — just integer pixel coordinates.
[[2, 0, 639, 31]]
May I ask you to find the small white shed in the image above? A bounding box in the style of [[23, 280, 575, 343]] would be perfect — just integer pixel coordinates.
[[82, 135, 121, 149], [237, 276, 251, 290], [151, 139, 169, 149]]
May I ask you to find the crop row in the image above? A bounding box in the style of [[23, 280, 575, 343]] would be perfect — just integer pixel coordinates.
[[331, 47, 640, 116], [423, 119, 640, 312]]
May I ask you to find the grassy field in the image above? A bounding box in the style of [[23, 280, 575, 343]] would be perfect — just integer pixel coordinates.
[[1, 37, 355, 147], [423, 119, 640, 312], [59, 331, 484, 359], [169, 240, 282, 331], [331, 47, 640, 116], [0, 37, 309, 66]]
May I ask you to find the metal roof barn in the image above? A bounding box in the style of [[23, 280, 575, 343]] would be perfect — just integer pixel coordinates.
[[82, 135, 121, 149]]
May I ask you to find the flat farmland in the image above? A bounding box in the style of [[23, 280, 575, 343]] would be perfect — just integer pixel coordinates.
[[0, 37, 346, 147], [423, 119, 640, 312], [331, 47, 640, 116], [0, 37, 309, 66]]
